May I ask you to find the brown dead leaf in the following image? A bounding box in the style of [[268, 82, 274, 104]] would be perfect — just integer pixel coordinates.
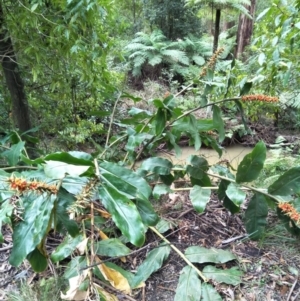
[[95, 208, 111, 218], [95, 257, 131, 294], [99, 230, 109, 240]]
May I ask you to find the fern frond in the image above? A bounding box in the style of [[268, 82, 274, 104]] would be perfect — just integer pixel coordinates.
[[161, 49, 189, 65], [192, 55, 205, 66], [148, 55, 163, 66]]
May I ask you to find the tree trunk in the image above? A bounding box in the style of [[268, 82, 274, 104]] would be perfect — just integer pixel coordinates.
[[0, 3, 32, 133], [234, 0, 256, 58], [213, 8, 221, 52]]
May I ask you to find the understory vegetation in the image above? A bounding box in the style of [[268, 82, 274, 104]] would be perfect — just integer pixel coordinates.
[[1, 0, 300, 300]]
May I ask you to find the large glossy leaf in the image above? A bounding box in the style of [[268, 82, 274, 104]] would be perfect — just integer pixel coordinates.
[[95, 239, 131, 257], [55, 189, 79, 237], [9, 193, 56, 267], [223, 196, 240, 214], [139, 157, 173, 175], [135, 198, 159, 226], [131, 243, 171, 288], [268, 167, 300, 196], [125, 133, 153, 152], [100, 161, 151, 201], [62, 176, 89, 195], [202, 265, 243, 285], [1, 141, 25, 166], [225, 183, 246, 207], [44, 152, 93, 166], [155, 108, 166, 136], [44, 161, 90, 178], [244, 193, 268, 240], [236, 141, 266, 183], [190, 185, 211, 213], [213, 105, 225, 142], [27, 248, 48, 272], [187, 155, 209, 180], [201, 283, 222, 301], [98, 185, 145, 246], [174, 266, 201, 301], [51, 235, 84, 263], [185, 246, 236, 264]]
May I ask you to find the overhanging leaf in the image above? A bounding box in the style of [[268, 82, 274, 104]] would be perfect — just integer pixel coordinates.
[[244, 193, 268, 240], [139, 157, 173, 175], [98, 185, 145, 246], [268, 167, 300, 196], [100, 161, 151, 201], [213, 105, 225, 142], [185, 246, 236, 264], [190, 185, 211, 213], [225, 183, 246, 207], [44, 161, 90, 178], [131, 243, 171, 288], [236, 141, 266, 183], [174, 266, 201, 301]]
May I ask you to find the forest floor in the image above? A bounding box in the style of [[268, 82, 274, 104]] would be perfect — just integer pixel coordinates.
[[1, 121, 300, 301]]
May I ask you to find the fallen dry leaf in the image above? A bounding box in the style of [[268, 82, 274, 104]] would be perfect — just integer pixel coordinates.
[[76, 238, 89, 255], [61, 270, 89, 301]]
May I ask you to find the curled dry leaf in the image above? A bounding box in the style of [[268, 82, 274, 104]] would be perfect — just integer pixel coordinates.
[[76, 238, 89, 255], [61, 270, 89, 301]]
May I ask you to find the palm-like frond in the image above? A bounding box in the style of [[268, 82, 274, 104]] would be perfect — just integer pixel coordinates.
[[161, 49, 189, 65]]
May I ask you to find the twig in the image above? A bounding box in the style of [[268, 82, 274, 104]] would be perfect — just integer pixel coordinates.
[[0, 245, 13, 251], [222, 235, 246, 244], [149, 226, 208, 282], [287, 277, 298, 301]]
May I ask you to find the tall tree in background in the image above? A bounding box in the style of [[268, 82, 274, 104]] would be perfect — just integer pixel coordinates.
[[235, 0, 256, 58], [144, 0, 202, 40], [186, 0, 251, 51], [0, 3, 31, 133]]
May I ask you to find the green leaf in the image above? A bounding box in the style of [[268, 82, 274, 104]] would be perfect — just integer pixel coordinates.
[[234, 100, 249, 131], [201, 283, 222, 301], [155, 218, 175, 233], [239, 81, 252, 96], [98, 185, 145, 246], [223, 196, 240, 214], [62, 176, 89, 195], [268, 167, 300, 196], [27, 248, 48, 272], [202, 265, 243, 285], [100, 161, 151, 201], [135, 198, 159, 226], [44, 161, 90, 178], [225, 183, 246, 207], [45, 152, 93, 166], [174, 266, 201, 301], [185, 246, 236, 264], [55, 189, 79, 237], [94, 239, 131, 257], [190, 185, 211, 213], [244, 193, 268, 240], [139, 157, 173, 175], [153, 184, 172, 200], [9, 193, 56, 267], [51, 235, 84, 263], [258, 53, 266, 66], [213, 105, 225, 142], [1, 141, 25, 166], [236, 141, 266, 183], [64, 256, 87, 279], [0, 200, 14, 242], [131, 243, 171, 288], [155, 108, 166, 136]]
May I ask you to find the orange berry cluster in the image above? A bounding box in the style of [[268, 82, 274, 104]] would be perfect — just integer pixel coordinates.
[[241, 94, 279, 103], [278, 202, 300, 225], [200, 47, 224, 78], [8, 177, 58, 194]]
